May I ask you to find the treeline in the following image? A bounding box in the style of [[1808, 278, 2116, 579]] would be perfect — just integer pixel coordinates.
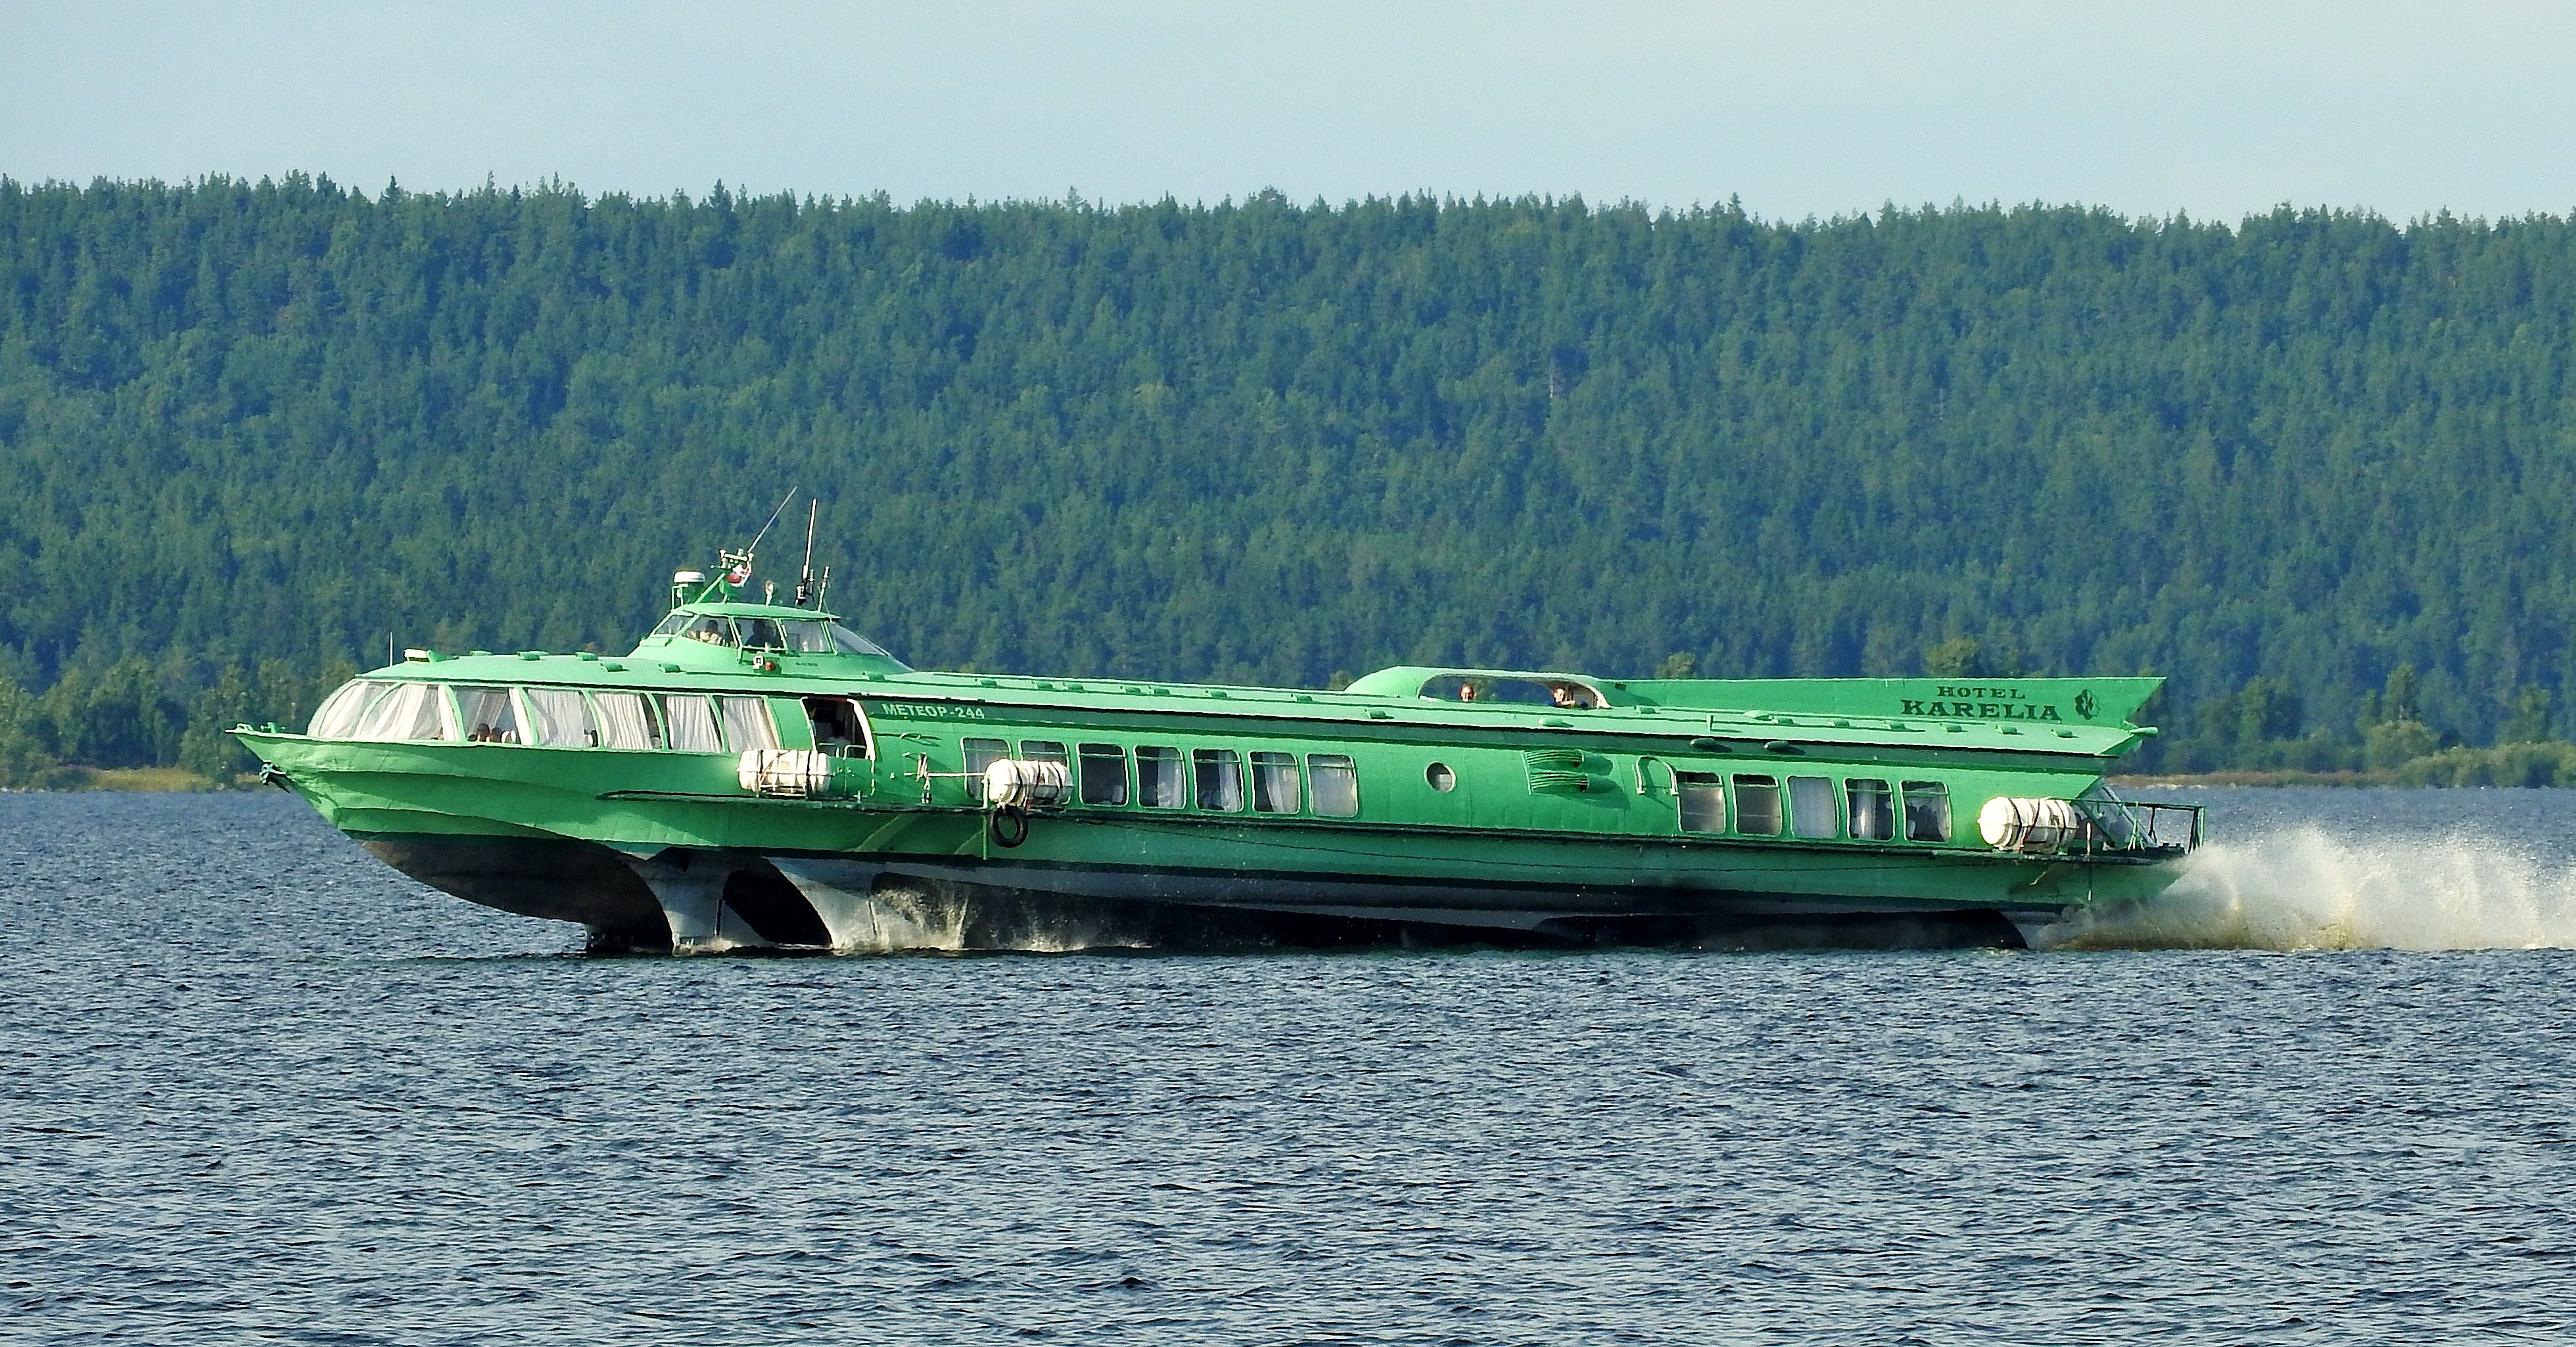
[[9, 177, 2576, 784], [0, 658, 350, 787]]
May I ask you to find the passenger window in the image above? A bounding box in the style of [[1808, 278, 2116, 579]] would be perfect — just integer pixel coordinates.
[[1731, 775, 1783, 835], [719, 696, 780, 752], [1788, 776, 1838, 838], [662, 695, 723, 752], [594, 693, 661, 750], [1194, 748, 1244, 811], [1847, 779, 1895, 840], [963, 737, 1009, 803], [352, 682, 457, 742], [1021, 740, 1067, 766], [1077, 743, 1129, 805], [523, 688, 595, 747], [1675, 771, 1724, 833], [1250, 750, 1300, 813], [1903, 781, 1952, 842], [455, 687, 522, 744], [1308, 754, 1359, 817], [804, 697, 868, 757], [308, 681, 386, 739], [1136, 746, 1186, 808]]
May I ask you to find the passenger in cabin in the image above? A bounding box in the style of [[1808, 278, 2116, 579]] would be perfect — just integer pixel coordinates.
[[1458, 681, 1479, 702], [1549, 683, 1599, 710]]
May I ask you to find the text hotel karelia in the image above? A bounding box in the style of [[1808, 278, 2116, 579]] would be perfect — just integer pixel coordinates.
[[1897, 685, 2103, 723]]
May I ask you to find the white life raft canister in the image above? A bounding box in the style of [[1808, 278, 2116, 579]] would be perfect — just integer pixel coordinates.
[[738, 748, 837, 798], [1978, 796, 2086, 852], [983, 758, 1075, 809]]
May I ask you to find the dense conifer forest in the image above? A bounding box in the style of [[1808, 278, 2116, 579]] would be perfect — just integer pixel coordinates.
[[5, 175, 2576, 784]]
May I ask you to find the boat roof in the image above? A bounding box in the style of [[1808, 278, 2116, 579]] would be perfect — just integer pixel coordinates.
[[353, 647, 2164, 762]]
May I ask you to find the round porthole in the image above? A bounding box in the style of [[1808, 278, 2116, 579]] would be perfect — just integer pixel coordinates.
[[1426, 762, 1457, 792]]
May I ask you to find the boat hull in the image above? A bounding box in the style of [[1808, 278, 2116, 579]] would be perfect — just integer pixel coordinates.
[[243, 721, 2188, 955], [351, 827, 2147, 954]]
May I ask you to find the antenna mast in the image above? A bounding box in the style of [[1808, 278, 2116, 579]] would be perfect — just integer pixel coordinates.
[[795, 499, 818, 607], [716, 487, 799, 598]]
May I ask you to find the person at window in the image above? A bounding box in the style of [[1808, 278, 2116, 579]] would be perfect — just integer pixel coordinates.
[[1549, 683, 1595, 710], [1459, 681, 1479, 702]]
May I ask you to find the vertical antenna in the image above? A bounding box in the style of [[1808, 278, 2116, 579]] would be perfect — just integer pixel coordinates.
[[796, 499, 818, 607]]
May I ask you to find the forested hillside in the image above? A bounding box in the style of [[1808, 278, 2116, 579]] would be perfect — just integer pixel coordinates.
[[6, 175, 2576, 783]]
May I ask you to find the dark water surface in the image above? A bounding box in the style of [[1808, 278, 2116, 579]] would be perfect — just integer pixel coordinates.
[[5, 790, 2575, 1344]]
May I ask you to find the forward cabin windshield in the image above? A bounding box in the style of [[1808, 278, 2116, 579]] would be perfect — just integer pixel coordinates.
[[649, 612, 904, 665]]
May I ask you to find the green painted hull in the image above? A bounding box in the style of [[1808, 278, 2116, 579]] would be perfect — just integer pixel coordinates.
[[239, 655, 2190, 951]]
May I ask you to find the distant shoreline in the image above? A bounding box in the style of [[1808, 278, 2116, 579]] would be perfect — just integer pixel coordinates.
[[3, 766, 227, 794]]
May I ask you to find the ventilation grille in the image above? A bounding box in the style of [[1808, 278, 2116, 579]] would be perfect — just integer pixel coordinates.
[[1524, 748, 1591, 793]]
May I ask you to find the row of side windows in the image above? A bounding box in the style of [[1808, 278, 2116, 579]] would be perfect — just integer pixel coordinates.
[[964, 739, 1361, 818], [308, 680, 782, 754], [1670, 773, 1952, 843]]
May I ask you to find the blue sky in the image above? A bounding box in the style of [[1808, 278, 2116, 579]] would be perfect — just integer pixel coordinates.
[[5, 1, 2574, 221]]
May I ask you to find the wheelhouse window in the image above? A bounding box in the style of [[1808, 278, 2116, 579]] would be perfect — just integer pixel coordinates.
[[1787, 776, 1838, 839], [649, 613, 690, 638], [1308, 754, 1359, 817], [777, 621, 835, 654], [1077, 744, 1129, 805], [1250, 751, 1300, 813], [830, 625, 904, 664], [1136, 746, 1186, 808], [1675, 771, 1725, 833], [962, 737, 1009, 803], [456, 687, 522, 744], [1731, 775, 1783, 835], [352, 682, 456, 742], [308, 681, 385, 739], [734, 618, 787, 650], [718, 696, 780, 752], [1903, 781, 1952, 842], [1847, 779, 1895, 840], [523, 688, 595, 747], [594, 693, 661, 750], [663, 695, 723, 752], [1193, 748, 1244, 811], [677, 616, 736, 647]]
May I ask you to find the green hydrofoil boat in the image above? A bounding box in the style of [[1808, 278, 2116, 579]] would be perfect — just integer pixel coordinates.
[[236, 550, 2200, 953]]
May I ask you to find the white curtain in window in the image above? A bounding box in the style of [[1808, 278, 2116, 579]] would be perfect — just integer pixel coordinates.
[[352, 683, 454, 742], [309, 681, 382, 739], [719, 696, 779, 752], [1307, 754, 1359, 817], [594, 693, 657, 749], [455, 687, 520, 743], [663, 695, 722, 752], [523, 689, 594, 747], [1250, 751, 1300, 813], [1788, 776, 1838, 838]]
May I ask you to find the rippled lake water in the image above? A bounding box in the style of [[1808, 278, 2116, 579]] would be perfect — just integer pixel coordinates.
[[5, 788, 2575, 1344]]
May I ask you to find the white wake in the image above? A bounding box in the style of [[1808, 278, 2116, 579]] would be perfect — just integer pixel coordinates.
[[2034, 827, 2576, 951]]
